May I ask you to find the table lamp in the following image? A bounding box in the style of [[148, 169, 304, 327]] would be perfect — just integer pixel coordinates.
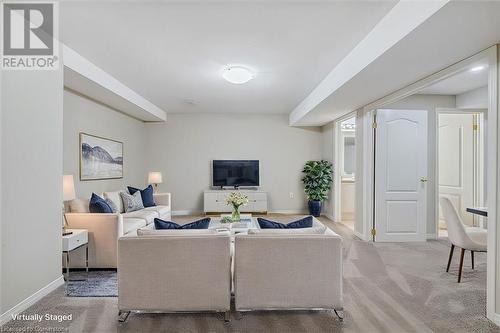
[[148, 172, 163, 193], [62, 175, 76, 232]]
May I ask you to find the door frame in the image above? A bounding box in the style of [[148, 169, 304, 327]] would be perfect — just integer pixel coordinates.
[[357, 45, 498, 325], [333, 111, 357, 223], [435, 108, 487, 238]]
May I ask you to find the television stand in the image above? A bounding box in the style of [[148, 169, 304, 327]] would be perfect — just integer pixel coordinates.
[[203, 189, 268, 214]]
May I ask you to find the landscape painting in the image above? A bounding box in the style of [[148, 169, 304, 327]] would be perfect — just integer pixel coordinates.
[[80, 133, 123, 180]]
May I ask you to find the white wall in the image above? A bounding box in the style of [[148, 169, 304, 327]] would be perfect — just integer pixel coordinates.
[[456, 86, 488, 109], [384, 94, 456, 235], [144, 113, 322, 214], [63, 90, 148, 199], [1, 69, 63, 314]]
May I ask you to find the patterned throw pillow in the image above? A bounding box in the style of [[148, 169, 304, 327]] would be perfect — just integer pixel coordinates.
[[257, 216, 313, 229], [154, 218, 211, 230], [120, 191, 144, 213]]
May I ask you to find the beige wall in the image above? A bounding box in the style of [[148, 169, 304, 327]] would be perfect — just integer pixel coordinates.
[[144, 113, 322, 214], [1, 68, 63, 313], [63, 90, 148, 199]]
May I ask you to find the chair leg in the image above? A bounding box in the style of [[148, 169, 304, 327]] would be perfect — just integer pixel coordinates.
[[458, 248, 465, 283], [446, 244, 455, 272], [471, 251, 475, 270]]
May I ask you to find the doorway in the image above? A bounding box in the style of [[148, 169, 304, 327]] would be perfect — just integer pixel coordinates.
[[437, 110, 486, 237], [334, 115, 356, 230], [373, 109, 428, 242]]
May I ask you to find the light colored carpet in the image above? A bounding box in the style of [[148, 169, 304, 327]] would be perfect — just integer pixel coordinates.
[[1, 215, 498, 333]]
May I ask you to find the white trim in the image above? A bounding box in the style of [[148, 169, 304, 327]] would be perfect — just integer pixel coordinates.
[[0, 276, 64, 326], [486, 45, 498, 325], [491, 313, 500, 328], [269, 210, 308, 215], [426, 233, 437, 240], [353, 229, 368, 241]]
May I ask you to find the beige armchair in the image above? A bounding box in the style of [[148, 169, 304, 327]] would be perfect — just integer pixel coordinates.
[[234, 227, 343, 320], [117, 230, 231, 322]]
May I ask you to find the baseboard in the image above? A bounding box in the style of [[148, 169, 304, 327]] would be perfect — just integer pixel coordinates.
[[489, 312, 500, 327], [269, 210, 308, 215], [323, 214, 335, 221], [0, 275, 64, 326], [172, 210, 201, 216], [353, 229, 368, 241], [426, 233, 437, 240]]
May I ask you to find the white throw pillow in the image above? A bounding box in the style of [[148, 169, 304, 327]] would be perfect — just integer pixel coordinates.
[[103, 191, 124, 213], [68, 198, 90, 213], [120, 191, 144, 213]]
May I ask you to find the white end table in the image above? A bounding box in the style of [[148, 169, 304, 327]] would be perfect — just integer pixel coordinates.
[[62, 229, 88, 282]]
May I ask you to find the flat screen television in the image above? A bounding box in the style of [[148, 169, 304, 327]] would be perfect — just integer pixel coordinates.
[[212, 160, 259, 188]]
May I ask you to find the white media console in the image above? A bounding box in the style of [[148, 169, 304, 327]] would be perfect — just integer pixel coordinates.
[[204, 190, 268, 214]]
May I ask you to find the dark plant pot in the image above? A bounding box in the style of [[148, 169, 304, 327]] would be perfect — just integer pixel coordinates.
[[308, 200, 322, 217]]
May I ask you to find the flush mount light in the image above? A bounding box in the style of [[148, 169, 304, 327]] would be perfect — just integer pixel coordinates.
[[222, 65, 255, 84], [470, 65, 485, 72]]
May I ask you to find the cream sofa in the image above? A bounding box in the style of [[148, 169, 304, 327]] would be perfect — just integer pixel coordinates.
[[117, 229, 231, 322], [65, 191, 171, 268], [234, 221, 343, 320]]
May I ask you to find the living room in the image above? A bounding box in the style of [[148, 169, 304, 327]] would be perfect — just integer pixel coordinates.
[[2, 1, 500, 333]]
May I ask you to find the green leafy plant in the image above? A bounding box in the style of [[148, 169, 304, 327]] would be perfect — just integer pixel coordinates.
[[301, 160, 333, 202]]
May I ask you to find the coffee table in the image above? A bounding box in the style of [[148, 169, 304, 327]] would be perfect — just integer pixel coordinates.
[[209, 214, 259, 236]]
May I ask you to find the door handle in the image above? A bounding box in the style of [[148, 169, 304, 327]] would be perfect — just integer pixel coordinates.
[[420, 177, 428, 183]]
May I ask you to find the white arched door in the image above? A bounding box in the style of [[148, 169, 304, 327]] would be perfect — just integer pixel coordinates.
[[374, 109, 428, 242]]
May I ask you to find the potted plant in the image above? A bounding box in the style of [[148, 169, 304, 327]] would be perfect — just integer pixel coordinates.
[[226, 192, 249, 221], [302, 160, 333, 217]]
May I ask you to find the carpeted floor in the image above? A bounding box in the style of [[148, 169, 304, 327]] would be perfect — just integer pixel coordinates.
[[1, 215, 498, 333]]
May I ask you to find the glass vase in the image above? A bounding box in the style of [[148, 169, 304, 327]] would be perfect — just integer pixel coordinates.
[[231, 205, 241, 222]]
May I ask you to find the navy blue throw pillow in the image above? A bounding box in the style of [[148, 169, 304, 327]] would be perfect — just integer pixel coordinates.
[[128, 185, 155, 207], [89, 193, 113, 213], [257, 216, 313, 229], [154, 218, 211, 230]]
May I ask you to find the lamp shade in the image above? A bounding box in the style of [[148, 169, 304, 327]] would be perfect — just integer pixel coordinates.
[[148, 172, 163, 184], [63, 175, 76, 201]]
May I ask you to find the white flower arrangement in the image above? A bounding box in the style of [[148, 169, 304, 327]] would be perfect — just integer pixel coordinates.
[[226, 192, 249, 208]]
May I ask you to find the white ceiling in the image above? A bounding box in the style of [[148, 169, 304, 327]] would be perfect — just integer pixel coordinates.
[[293, 1, 500, 125], [418, 64, 488, 95], [60, 1, 397, 115]]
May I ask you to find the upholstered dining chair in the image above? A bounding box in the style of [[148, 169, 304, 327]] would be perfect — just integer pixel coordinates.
[[439, 197, 487, 282]]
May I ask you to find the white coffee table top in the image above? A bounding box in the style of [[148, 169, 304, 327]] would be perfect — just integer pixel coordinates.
[[209, 215, 259, 235]]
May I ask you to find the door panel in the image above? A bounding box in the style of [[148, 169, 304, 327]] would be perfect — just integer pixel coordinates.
[[375, 109, 427, 242], [438, 113, 474, 226]]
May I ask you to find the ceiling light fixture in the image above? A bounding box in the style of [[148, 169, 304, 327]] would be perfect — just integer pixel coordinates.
[[470, 65, 485, 72], [222, 65, 255, 84]]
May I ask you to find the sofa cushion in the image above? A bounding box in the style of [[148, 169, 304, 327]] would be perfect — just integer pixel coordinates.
[[143, 205, 170, 218], [257, 216, 313, 229], [120, 191, 144, 212], [89, 193, 113, 213], [128, 185, 155, 208], [137, 228, 221, 236], [103, 191, 124, 213], [122, 210, 158, 225], [154, 217, 211, 230], [123, 218, 147, 235], [69, 198, 90, 213]]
